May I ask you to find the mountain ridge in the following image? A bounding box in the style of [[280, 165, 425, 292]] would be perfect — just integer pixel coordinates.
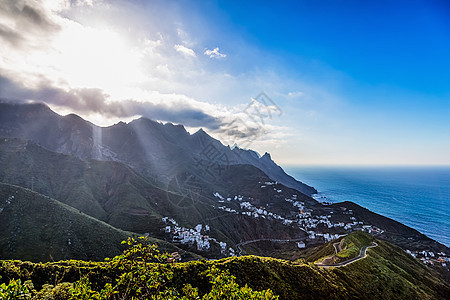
[[0, 102, 316, 195], [0, 134, 448, 261], [0, 182, 200, 262]]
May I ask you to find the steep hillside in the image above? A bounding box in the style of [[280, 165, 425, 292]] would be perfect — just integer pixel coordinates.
[[0, 183, 198, 262], [0, 232, 448, 299], [327, 233, 450, 299], [1, 137, 448, 263], [0, 138, 311, 258], [0, 182, 132, 262]]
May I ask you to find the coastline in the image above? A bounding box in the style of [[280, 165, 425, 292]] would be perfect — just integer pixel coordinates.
[[287, 166, 450, 247]]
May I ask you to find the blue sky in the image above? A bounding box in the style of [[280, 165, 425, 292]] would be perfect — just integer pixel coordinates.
[[0, 0, 449, 165], [213, 0, 450, 89]]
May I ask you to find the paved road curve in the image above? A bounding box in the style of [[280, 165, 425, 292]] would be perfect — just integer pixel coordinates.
[[316, 242, 378, 268]]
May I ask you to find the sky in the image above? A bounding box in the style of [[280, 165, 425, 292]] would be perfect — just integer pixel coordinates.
[[0, 0, 449, 166]]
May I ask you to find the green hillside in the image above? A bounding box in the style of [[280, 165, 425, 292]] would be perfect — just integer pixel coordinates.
[[0, 183, 198, 262], [0, 138, 168, 231], [0, 138, 223, 243], [308, 232, 449, 298], [0, 138, 310, 258], [0, 232, 448, 299]]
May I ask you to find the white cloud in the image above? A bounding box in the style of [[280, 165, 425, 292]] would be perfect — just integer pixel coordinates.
[[0, 0, 305, 156], [174, 44, 196, 57], [204, 47, 226, 59], [287, 91, 303, 97]]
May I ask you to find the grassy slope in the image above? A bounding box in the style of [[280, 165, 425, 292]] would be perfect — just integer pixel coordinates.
[[0, 232, 448, 299], [0, 183, 199, 262], [0, 138, 166, 231], [308, 232, 450, 299], [0, 138, 309, 250], [336, 231, 373, 260], [331, 239, 450, 299], [0, 139, 226, 242], [319, 231, 375, 264]]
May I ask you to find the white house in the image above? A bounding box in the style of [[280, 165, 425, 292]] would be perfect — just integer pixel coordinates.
[[297, 241, 306, 248]]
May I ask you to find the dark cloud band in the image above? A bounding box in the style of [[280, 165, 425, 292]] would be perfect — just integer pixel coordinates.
[[0, 74, 223, 130]]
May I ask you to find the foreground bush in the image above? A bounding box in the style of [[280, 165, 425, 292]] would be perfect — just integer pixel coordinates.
[[0, 237, 277, 299]]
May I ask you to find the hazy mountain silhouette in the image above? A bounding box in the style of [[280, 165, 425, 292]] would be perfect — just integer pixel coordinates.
[[0, 102, 316, 195]]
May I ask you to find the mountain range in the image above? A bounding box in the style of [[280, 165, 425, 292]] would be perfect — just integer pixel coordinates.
[[0, 101, 449, 298], [0, 102, 316, 196]]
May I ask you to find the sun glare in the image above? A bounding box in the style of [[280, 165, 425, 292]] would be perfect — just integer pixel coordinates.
[[48, 22, 145, 93]]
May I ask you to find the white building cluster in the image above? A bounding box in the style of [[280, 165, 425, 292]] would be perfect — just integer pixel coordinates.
[[213, 192, 225, 202], [406, 249, 450, 268], [162, 217, 232, 255], [259, 181, 283, 193], [239, 201, 286, 221], [308, 232, 343, 242], [285, 197, 304, 210], [217, 206, 238, 214], [360, 224, 384, 234], [213, 191, 386, 247]]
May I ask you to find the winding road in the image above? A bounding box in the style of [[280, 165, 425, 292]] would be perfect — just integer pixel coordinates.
[[235, 237, 377, 268], [316, 242, 378, 268]]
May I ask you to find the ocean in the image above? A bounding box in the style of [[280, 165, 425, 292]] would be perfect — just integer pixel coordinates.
[[285, 166, 450, 247]]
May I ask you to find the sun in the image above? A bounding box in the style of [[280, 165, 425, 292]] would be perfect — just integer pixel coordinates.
[[30, 20, 148, 126], [49, 22, 145, 93], [14, 22, 146, 94]]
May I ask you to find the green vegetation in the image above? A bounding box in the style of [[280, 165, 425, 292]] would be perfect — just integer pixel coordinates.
[[310, 231, 374, 265], [0, 138, 311, 260], [304, 242, 337, 263], [0, 182, 131, 261], [0, 183, 200, 262], [237, 240, 306, 261], [0, 279, 34, 299], [0, 232, 449, 299], [0, 237, 278, 299], [335, 231, 374, 263], [330, 239, 450, 299]]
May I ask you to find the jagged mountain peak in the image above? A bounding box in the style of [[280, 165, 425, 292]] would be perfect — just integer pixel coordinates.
[[130, 116, 161, 126], [191, 127, 223, 147], [164, 122, 186, 130], [105, 120, 128, 129], [193, 128, 208, 136], [230, 143, 239, 150], [261, 152, 272, 160], [62, 112, 95, 128]]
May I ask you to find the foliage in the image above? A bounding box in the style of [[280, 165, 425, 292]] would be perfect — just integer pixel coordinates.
[[0, 279, 33, 299], [33, 282, 72, 300], [109, 236, 175, 298], [200, 266, 278, 300], [0, 237, 277, 299], [311, 231, 375, 264], [105, 236, 277, 299], [0, 232, 448, 299]]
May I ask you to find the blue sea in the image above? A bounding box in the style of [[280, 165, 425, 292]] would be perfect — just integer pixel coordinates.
[[286, 166, 450, 247]]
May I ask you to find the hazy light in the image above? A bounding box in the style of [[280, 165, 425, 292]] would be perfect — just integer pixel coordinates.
[[50, 24, 146, 91]]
